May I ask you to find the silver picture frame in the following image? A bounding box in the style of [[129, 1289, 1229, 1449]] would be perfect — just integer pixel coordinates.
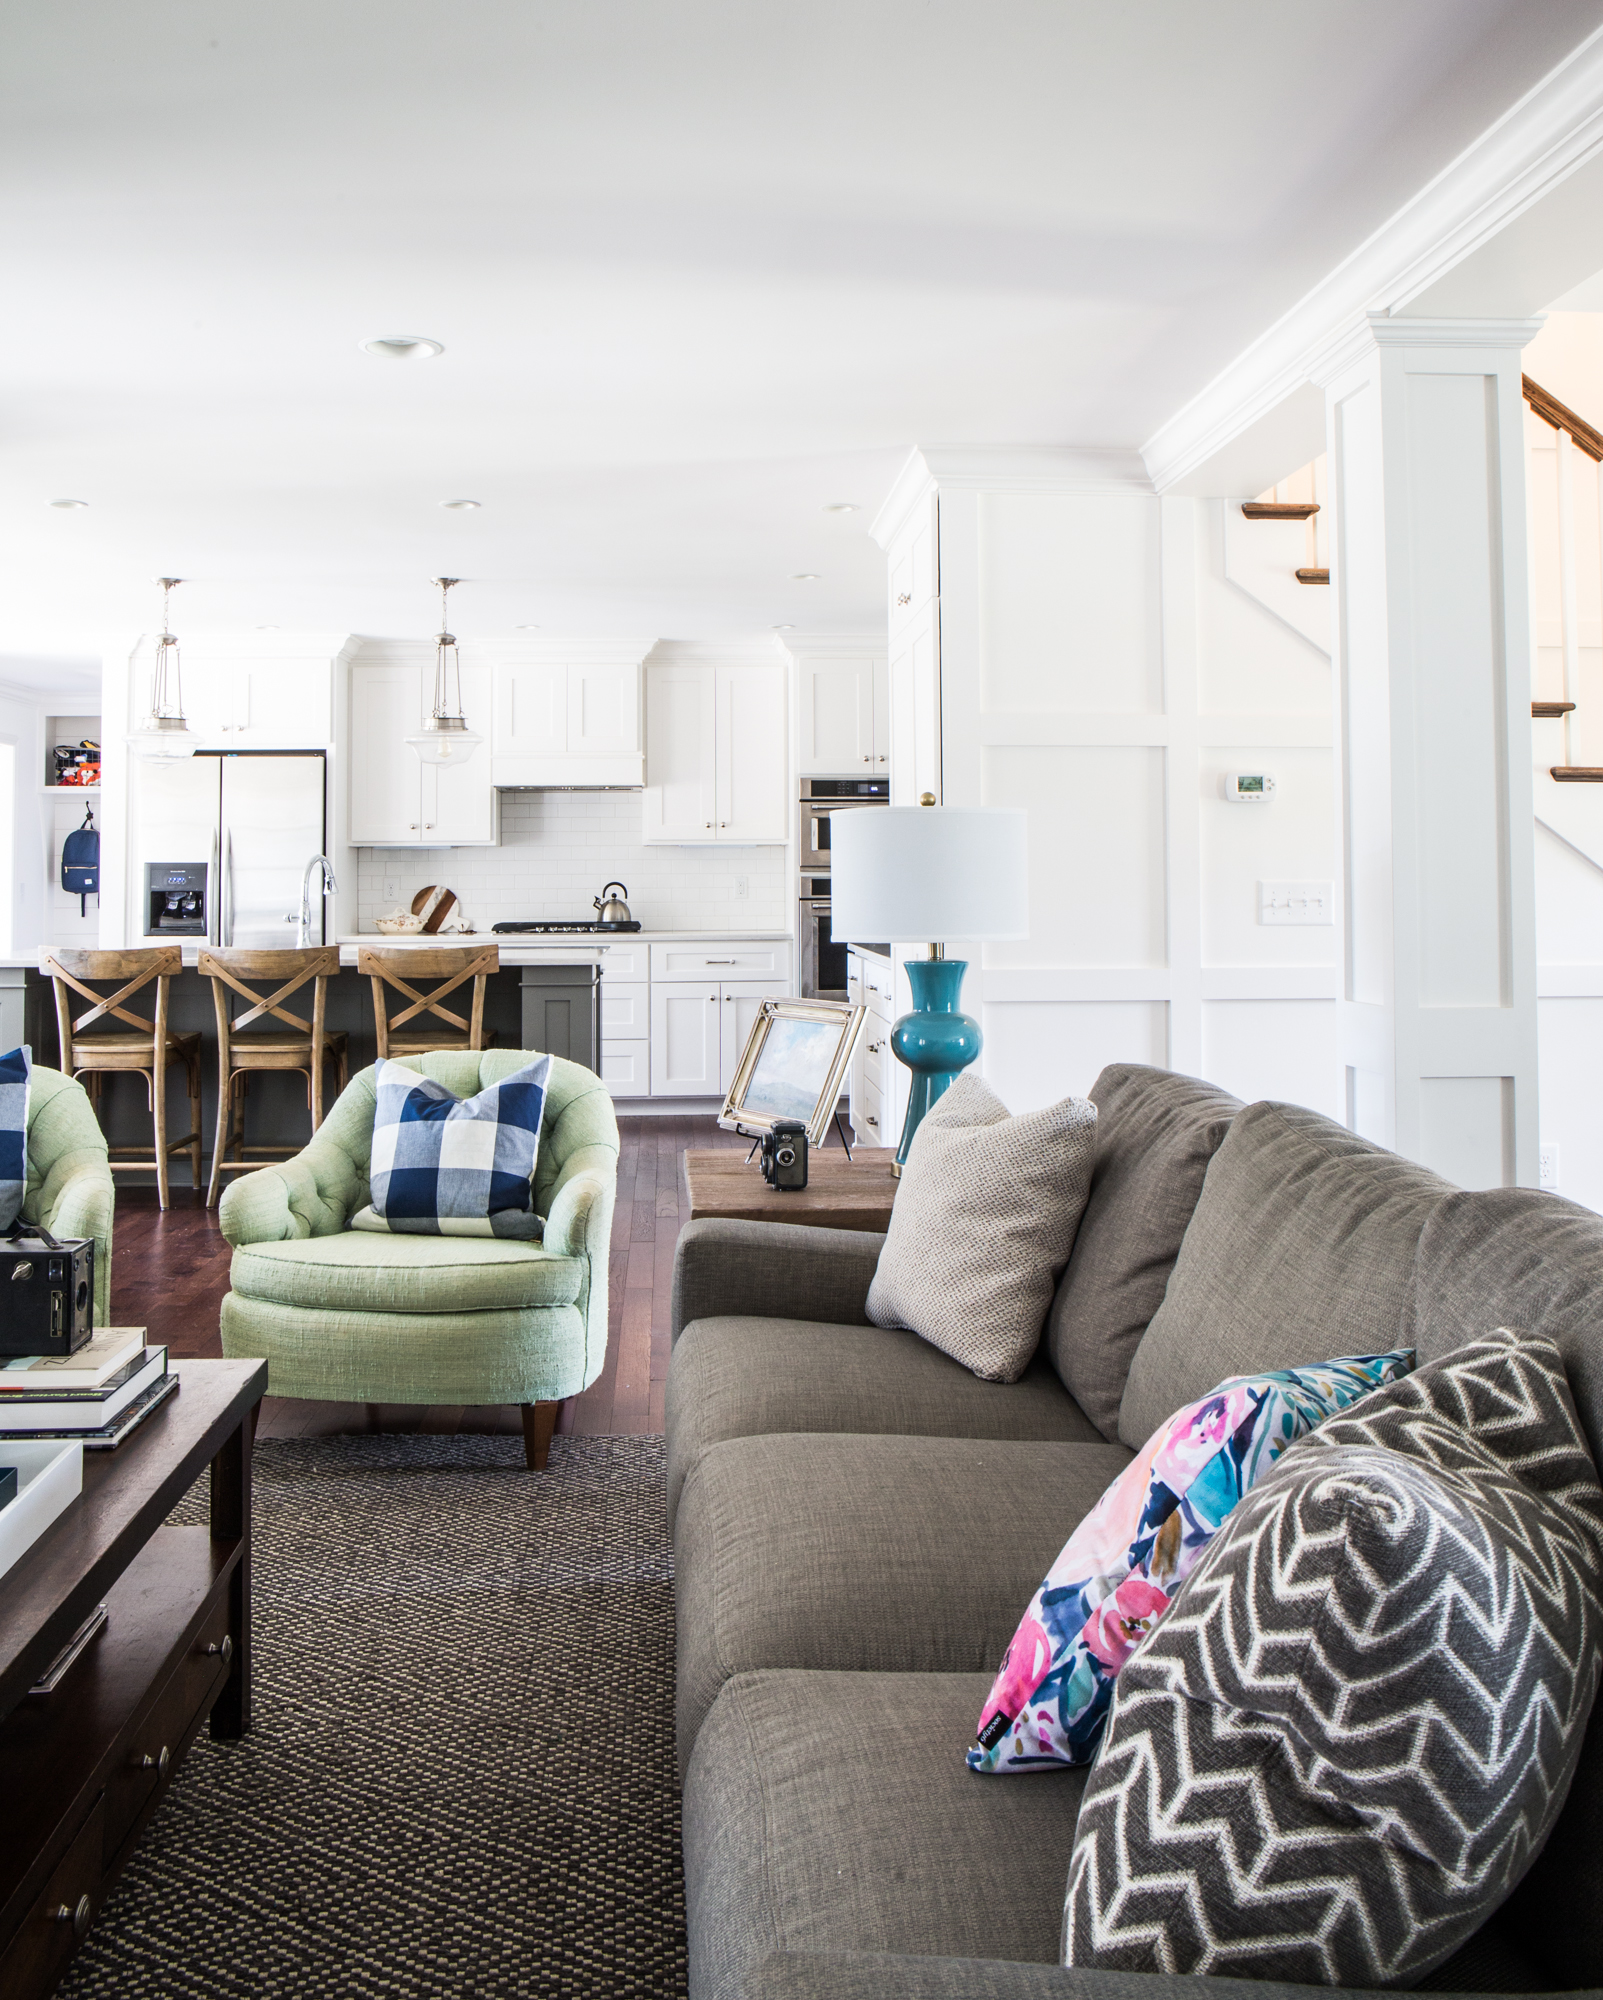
[[718, 998, 868, 1148]]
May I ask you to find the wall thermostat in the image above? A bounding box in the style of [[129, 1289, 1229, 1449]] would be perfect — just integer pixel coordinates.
[[1224, 772, 1276, 803]]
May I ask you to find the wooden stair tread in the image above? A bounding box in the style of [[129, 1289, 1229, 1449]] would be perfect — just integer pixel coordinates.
[[1241, 501, 1320, 520], [1294, 567, 1330, 585], [1550, 767, 1603, 782], [1534, 701, 1577, 718]]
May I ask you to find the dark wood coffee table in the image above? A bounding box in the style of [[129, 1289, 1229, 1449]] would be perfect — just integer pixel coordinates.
[[0, 1357, 266, 1999], [682, 1145, 899, 1233]]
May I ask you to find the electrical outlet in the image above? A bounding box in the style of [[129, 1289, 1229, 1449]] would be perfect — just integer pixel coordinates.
[[1258, 881, 1334, 926], [735, 875, 748, 898], [1540, 1144, 1560, 1191], [382, 878, 400, 902]]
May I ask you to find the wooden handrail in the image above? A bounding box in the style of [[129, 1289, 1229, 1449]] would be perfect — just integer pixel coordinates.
[[1524, 375, 1603, 463]]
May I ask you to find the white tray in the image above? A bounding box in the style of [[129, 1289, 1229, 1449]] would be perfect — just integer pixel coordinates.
[[0, 1440, 83, 1581]]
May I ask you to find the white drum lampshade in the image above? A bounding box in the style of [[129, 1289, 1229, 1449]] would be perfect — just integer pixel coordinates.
[[830, 806, 1029, 945]]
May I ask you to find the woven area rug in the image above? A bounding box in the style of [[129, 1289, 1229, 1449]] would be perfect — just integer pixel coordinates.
[[60, 1434, 686, 2000]]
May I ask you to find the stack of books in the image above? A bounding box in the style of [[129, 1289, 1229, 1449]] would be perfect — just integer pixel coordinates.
[[0, 1330, 177, 1451]]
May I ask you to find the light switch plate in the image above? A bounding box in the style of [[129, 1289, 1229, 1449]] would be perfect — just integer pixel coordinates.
[[1258, 881, 1334, 926]]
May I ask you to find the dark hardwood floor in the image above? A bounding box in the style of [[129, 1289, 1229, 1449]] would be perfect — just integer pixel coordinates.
[[110, 1115, 747, 1441]]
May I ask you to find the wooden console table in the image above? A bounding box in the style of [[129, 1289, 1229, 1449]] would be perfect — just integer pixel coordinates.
[[682, 1146, 899, 1234], [0, 1357, 266, 1998]]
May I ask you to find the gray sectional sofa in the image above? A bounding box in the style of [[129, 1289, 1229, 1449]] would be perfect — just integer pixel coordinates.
[[664, 1064, 1603, 2000]]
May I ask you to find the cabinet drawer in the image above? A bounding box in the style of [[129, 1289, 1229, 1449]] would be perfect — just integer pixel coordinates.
[[599, 981, 649, 1036], [862, 1041, 886, 1095], [0, 1792, 104, 1998], [854, 1080, 886, 1143], [600, 1039, 651, 1098], [597, 942, 648, 981], [650, 941, 792, 982], [856, 956, 895, 1011], [103, 1591, 231, 1873]]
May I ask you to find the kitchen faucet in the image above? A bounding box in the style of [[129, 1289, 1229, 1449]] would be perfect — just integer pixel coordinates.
[[298, 854, 338, 948]]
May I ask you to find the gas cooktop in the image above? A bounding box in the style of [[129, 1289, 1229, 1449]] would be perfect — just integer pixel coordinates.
[[491, 919, 643, 934]]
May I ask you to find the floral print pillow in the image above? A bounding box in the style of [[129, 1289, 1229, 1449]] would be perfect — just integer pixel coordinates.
[[967, 1351, 1413, 1774]]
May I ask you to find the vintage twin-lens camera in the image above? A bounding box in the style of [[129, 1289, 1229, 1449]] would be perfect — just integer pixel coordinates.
[[760, 1119, 809, 1192]]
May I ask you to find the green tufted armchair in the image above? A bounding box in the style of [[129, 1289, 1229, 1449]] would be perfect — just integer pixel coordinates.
[[26, 1065, 115, 1327], [217, 1051, 619, 1468]]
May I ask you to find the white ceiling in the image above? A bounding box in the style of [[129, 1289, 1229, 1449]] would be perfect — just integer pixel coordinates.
[[5, 0, 1603, 674]]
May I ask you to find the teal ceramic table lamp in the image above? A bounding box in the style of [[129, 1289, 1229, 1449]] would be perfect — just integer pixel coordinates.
[[830, 796, 1029, 1169]]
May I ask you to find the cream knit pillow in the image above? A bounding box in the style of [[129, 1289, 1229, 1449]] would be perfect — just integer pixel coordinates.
[[866, 1075, 1097, 1381]]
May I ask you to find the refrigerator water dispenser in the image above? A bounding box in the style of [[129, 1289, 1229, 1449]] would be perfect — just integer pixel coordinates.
[[146, 862, 209, 936]]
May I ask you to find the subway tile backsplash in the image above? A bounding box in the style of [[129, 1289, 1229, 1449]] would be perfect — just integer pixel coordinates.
[[355, 790, 789, 934]]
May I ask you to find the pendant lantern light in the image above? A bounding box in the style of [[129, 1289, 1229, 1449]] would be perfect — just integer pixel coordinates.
[[128, 577, 195, 760], [405, 576, 483, 765]]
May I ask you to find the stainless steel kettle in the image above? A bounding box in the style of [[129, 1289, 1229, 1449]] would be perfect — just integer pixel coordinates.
[[593, 881, 632, 925]]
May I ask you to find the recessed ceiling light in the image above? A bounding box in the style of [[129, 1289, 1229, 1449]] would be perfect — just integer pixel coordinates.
[[514, 623, 540, 631], [822, 502, 859, 514], [49, 497, 89, 510], [772, 623, 796, 631], [255, 624, 279, 631], [360, 336, 444, 361], [441, 497, 481, 510], [791, 572, 821, 582]]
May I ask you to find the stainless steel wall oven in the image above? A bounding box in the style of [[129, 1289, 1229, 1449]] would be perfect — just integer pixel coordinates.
[[797, 779, 889, 999]]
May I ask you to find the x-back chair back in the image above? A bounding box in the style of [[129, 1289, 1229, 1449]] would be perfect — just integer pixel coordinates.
[[43, 945, 203, 1208], [358, 944, 499, 1059], [198, 946, 349, 1207]]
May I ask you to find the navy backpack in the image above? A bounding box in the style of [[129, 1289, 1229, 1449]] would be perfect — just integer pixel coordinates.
[[62, 807, 98, 917]]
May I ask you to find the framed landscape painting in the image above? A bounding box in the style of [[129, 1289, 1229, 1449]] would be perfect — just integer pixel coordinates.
[[718, 998, 867, 1148]]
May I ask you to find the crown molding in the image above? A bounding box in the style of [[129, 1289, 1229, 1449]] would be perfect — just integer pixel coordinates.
[[1142, 24, 1603, 491], [352, 634, 656, 667], [871, 445, 1154, 550], [644, 636, 790, 665]]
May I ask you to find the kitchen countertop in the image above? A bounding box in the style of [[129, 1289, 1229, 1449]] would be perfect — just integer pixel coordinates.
[[0, 929, 792, 973]]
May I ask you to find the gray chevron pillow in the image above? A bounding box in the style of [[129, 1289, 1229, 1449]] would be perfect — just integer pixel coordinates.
[[1062, 1330, 1603, 1987]]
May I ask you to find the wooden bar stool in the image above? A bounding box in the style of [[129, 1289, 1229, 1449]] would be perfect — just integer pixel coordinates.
[[44, 946, 203, 1209], [199, 946, 350, 1208], [359, 944, 500, 1059]]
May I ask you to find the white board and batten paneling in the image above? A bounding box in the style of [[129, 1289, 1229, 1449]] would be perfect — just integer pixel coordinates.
[[869, 449, 1342, 1136], [642, 644, 787, 844]]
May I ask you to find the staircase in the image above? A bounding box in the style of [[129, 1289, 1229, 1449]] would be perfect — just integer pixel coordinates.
[[1525, 374, 1603, 785], [1240, 477, 1327, 585]]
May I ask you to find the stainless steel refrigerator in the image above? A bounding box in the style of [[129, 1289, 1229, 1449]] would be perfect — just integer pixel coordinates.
[[134, 752, 328, 948]]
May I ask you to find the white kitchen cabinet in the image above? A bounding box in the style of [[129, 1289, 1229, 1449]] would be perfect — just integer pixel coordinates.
[[601, 1040, 651, 1097], [796, 655, 890, 775], [649, 940, 791, 981], [848, 949, 899, 1145], [888, 491, 938, 639], [650, 983, 722, 1093], [643, 659, 787, 844], [599, 979, 650, 1040], [178, 657, 332, 747], [348, 660, 497, 846], [492, 658, 642, 786], [888, 605, 941, 807]]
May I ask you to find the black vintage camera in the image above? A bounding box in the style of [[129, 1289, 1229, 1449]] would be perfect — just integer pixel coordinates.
[[760, 1120, 809, 1192], [0, 1225, 94, 1357]]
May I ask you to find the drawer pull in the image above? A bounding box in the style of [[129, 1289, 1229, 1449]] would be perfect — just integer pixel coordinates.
[[867, 1040, 883, 1053], [706, 958, 736, 964], [866, 1114, 878, 1127], [203, 1634, 234, 1666], [896, 592, 911, 607], [135, 1745, 171, 1780], [53, 1894, 91, 1941]]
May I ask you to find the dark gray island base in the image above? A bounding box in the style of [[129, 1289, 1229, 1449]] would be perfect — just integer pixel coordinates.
[[23, 960, 599, 1189]]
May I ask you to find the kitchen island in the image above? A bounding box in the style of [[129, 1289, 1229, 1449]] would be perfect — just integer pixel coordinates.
[[0, 930, 794, 1188]]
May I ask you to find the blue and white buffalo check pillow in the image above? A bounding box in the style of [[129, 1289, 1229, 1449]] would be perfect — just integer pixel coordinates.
[[0, 1045, 29, 1232], [356, 1056, 550, 1239]]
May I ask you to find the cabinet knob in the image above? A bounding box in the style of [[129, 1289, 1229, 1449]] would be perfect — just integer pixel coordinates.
[[896, 593, 911, 607], [861, 755, 871, 764], [204, 1635, 234, 1666], [424, 823, 434, 830], [877, 754, 887, 763], [719, 822, 728, 828], [136, 1745, 171, 1780], [708, 994, 717, 1004], [53, 1894, 91, 1941], [866, 1114, 878, 1127], [705, 821, 712, 829], [868, 1040, 882, 1053], [409, 823, 417, 831]]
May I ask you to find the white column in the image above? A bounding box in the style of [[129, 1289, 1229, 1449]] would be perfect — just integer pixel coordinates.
[[1318, 313, 1542, 1188]]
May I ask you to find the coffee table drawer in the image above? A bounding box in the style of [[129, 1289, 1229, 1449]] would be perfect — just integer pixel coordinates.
[[103, 1590, 232, 1870], [0, 1793, 104, 1998]]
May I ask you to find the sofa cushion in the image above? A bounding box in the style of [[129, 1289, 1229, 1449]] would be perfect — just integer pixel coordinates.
[[665, 1316, 1103, 1531], [684, 1670, 1088, 2000], [867, 1076, 1097, 1383], [674, 1433, 1131, 1770], [969, 1350, 1410, 1775], [229, 1230, 584, 1314], [1402, 1188, 1603, 1990], [1046, 1065, 1241, 1441], [1117, 1100, 1452, 1448], [1064, 1330, 1603, 1987]]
